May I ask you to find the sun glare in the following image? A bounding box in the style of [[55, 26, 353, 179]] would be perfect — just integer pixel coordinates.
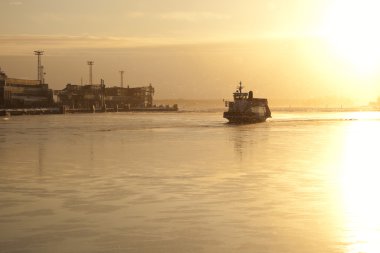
[[339, 120, 380, 253], [322, 0, 380, 75]]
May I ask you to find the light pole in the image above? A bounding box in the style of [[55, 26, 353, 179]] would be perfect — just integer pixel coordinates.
[[87, 61, 94, 85], [119, 70, 124, 88], [34, 50, 44, 83]]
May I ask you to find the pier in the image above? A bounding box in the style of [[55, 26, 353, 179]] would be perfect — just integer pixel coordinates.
[[1, 104, 178, 116], [0, 108, 61, 116]]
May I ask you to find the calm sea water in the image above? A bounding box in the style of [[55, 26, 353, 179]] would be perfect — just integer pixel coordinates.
[[1, 110, 380, 253]]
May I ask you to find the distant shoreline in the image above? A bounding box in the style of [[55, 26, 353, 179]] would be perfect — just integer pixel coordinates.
[[155, 99, 380, 112]]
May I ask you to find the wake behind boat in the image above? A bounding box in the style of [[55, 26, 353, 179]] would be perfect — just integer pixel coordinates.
[[223, 82, 271, 123]]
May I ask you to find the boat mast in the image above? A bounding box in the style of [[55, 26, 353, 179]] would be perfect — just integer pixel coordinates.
[[238, 81, 243, 93]]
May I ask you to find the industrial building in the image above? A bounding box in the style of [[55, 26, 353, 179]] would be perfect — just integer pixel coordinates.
[[55, 82, 155, 110], [56, 60, 155, 111], [0, 69, 54, 108], [1, 52, 177, 113], [105, 84, 154, 108]]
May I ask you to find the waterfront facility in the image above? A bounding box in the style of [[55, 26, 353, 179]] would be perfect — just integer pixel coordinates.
[[55, 83, 155, 110], [0, 69, 54, 108]]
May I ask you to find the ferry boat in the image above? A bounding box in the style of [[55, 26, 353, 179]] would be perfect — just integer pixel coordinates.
[[223, 82, 271, 123]]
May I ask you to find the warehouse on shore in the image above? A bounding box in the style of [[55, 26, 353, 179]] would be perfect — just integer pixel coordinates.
[[55, 82, 155, 110], [0, 69, 54, 108]]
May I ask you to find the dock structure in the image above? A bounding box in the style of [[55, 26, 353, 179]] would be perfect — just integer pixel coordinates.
[[1, 51, 178, 115], [0, 108, 61, 116], [55, 82, 177, 113], [0, 69, 54, 109]]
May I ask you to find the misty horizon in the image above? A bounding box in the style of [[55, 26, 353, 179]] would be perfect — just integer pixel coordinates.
[[1, 39, 379, 105], [1, 0, 380, 104]]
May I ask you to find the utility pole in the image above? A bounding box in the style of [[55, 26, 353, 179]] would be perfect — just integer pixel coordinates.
[[119, 70, 124, 88], [34, 50, 44, 84], [87, 61, 94, 85]]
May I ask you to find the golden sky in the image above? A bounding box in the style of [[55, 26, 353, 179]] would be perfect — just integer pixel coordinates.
[[1, 0, 380, 103]]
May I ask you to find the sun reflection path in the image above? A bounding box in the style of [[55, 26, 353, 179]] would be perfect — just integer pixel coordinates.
[[339, 119, 380, 253]]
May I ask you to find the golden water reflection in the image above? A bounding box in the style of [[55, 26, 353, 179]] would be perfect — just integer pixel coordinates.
[[339, 120, 380, 253]]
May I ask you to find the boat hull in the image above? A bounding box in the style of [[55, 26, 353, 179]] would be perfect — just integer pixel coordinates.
[[223, 112, 268, 124]]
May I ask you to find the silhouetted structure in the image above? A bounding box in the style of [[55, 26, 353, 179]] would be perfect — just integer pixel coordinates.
[[1, 51, 176, 114], [87, 61, 94, 85], [56, 83, 154, 110], [119, 70, 124, 88], [34, 50, 44, 83], [0, 69, 54, 108]]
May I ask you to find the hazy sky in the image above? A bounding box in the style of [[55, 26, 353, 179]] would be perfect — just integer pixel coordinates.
[[1, 0, 380, 103]]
